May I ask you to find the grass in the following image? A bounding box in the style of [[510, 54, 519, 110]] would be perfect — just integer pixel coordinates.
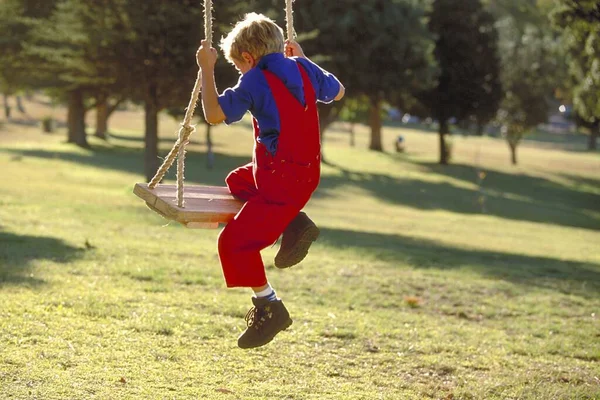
[[1, 97, 599, 399]]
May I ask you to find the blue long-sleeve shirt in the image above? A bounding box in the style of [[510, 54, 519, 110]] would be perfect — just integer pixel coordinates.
[[218, 53, 341, 155]]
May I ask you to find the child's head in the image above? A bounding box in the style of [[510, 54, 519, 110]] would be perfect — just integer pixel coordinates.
[[220, 13, 284, 71]]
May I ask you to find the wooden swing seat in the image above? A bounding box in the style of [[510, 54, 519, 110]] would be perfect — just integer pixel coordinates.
[[133, 183, 243, 229], [134, 0, 296, 230]]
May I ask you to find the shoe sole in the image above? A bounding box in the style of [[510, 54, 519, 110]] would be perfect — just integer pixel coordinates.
[[274, 225, 320, 269], [239, 318, 293, 349]]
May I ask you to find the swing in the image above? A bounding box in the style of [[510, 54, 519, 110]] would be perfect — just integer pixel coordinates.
[[133, 0, 296, 229]]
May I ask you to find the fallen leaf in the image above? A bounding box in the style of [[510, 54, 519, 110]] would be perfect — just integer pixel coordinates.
[[457, 311, 469, 319], [216, 388, 234, 394], [404, 296, 422, 308]]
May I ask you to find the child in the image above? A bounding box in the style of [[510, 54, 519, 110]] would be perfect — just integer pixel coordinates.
[[196, 13, 344, 349]]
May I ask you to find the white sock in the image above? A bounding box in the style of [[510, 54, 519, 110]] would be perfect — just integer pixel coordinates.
[[254, 283, 277, 301]]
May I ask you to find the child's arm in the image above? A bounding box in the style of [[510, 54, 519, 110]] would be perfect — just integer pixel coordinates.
[[196, 41, 226, 125], [334, 81, 345, 101], [285, 40, 345, 101], [285, 40, 307, 59]]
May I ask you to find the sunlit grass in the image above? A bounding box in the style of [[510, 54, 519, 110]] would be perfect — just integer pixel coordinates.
[[1, 97, 599, 399]]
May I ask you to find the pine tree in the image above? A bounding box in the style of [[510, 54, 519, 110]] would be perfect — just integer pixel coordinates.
[[292, 0, 435, 152], [0, 0, 59, 102], [494, 2, 564, 165], [426, 0, 502, 164], [27, 0, 132, 147], [552, 0, 600, 150], [113, 0, 208, 181]]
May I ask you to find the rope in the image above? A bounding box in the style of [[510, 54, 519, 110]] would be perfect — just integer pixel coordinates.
[[148, 0, 213, 209], [285, 0, 295, 40], [149, 0, 295, 208], [149, 124, 195, 188], [205, 0, 213, 47]]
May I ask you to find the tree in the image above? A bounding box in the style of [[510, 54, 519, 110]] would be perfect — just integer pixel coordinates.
[[293, 0, 435, 152], [573, 112, 599, 150], [29, 1, 101, 147], [104, 0, 206, 181], [425, 0, 502, 164], [93, 92, 125, 140], [552, 0, 600, 150], [0, 1, 23, 117], [493, 1, 567, 165], [496, 48, 551, 166], [0, 0, 59, 114], [339, 96, 369, 147], [26, 0, 209, 176], [26, 0, 135, 147], [164, 3, 242, 172]]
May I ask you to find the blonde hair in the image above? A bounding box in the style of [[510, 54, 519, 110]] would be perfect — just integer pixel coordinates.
[[220, 13, 285, 65]]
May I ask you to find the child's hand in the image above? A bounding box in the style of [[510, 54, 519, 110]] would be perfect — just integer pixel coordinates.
[[196, 40, 218, 69], [285, 40, 306, 58]]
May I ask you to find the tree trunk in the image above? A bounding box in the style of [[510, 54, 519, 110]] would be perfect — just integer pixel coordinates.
[[16, 96, 24, 113], [206, 123, 214, 169], [318, 103, 335, 135], [42, 118, 54, 133], [67, 89, 88, 148], [3, 94, 10, 119], [588, 123, 598, 151], [368, 97, 383, 151], [16, 96, 25, 113], [509, 142, 518, 165], [318, 102, 341, 164], [476, 121, 485, 136], [350, 123, 355, 147], [95, 92, 109, 140], [144, 84, 160, 183], [439, 119, 449, 165]]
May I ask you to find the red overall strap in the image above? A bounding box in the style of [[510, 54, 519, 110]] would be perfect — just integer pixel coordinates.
[[255, 62, 321, 167], [219, 63, 323, 289]]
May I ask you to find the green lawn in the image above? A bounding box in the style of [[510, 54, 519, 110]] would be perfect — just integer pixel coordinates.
[[1, 99, 599, 399]]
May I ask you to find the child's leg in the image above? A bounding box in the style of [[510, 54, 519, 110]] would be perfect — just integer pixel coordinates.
[[237, 292, 292, 349], [218, 199, 298, 349], [274, 211, 320, 269], [225, 163, 257, 202], [218, 198, 298, 287]]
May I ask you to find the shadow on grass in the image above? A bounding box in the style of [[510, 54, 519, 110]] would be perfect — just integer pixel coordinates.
[[106, 132, 222, 149], [4, 143, 598, 231], [1, 146, 251, 187], [316, 159, 600, 231], [522, 131, 592, 152], [557, 172, 600, 193], [0, 231, 85, 287], [387, 122, 592, 152], [417, 161, 600, 227], [319, 226, 600, 298]]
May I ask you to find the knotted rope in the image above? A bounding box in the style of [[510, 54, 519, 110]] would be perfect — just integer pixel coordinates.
[[149, 0, 294, 208], [148, 0, 213, 208], [285, 0, 295, 40]]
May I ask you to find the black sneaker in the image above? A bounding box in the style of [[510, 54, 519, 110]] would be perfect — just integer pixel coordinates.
[[237, 297, 293, 349], [274, 212, 320, 269]]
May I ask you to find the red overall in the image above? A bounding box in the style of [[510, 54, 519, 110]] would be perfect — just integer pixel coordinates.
[[218, 63, 321, 288]]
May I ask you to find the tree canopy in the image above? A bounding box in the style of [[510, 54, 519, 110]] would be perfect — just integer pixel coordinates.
[[552, 0, 600, 149], [0, 0, 58, 94], [425, 0, 502, 164], [484, 0, 569, 164], [0, 0, 593, 175], [292, 0, 435, 151]]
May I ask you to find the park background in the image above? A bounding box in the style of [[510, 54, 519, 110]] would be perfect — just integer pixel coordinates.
[[0, 0, 599, 399]]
